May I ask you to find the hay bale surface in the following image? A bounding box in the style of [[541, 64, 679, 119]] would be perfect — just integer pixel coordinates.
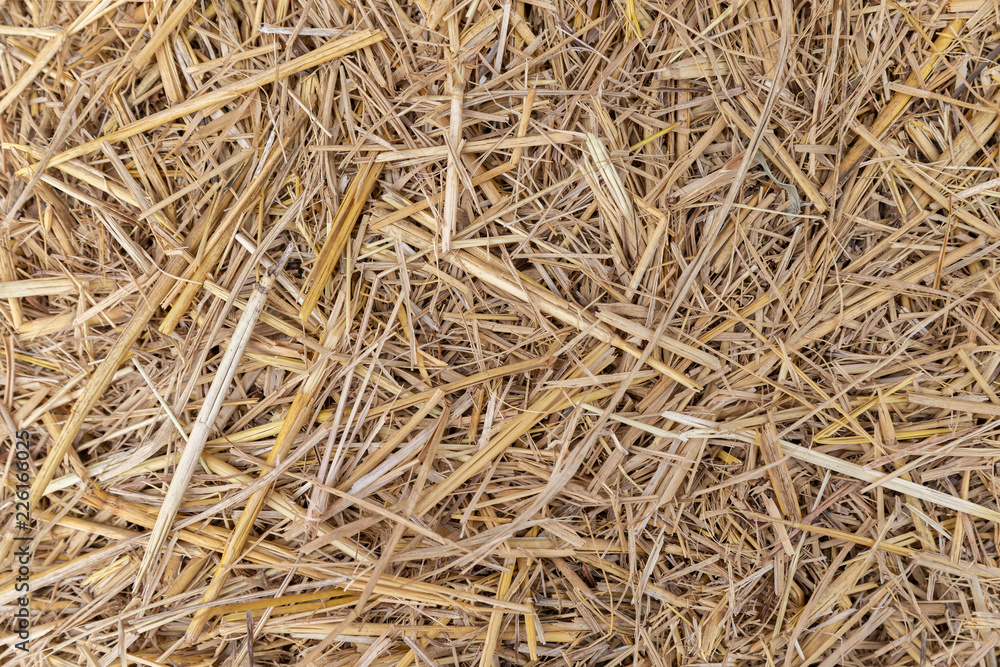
[[3, 0, 1000, 665]]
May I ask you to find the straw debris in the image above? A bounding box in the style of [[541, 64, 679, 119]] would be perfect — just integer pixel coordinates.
[[4, 1, 1000, 665]]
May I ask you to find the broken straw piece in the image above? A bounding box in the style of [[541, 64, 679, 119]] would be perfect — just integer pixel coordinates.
[[134, 244, 294, 591]]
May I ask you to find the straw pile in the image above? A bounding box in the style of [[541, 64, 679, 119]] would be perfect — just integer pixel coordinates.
[[4, 0, 1000, 664]]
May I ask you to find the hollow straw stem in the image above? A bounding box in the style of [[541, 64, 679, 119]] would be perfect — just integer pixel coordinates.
[[134, 243, 294, 591]]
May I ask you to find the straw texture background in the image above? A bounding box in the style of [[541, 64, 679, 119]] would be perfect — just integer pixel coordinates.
[[3, 0, 1000, 665]]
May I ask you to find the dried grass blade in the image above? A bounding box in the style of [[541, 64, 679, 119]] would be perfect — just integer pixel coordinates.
[[18, 31, 384, 175]]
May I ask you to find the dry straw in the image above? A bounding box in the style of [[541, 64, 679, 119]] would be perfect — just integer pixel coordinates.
[[4, 0, 1000, 666]]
